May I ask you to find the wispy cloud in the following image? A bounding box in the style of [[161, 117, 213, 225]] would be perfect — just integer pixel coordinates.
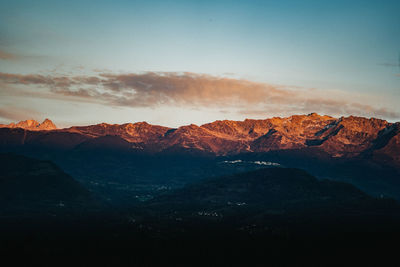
[[240, 99, 399, 119], [0, 50, 16, 60], [0, 50, 49, 62], [0, 71, 398, 120], [0, 106, 42, 122], [378, 63, 400, 67]]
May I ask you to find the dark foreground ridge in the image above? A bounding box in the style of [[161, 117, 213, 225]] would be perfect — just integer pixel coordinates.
[[0, 153, 95, 216], [0, 155, 399, 266]]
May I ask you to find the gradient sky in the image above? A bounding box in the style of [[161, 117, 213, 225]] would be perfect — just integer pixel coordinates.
[[0, 0, 399, 128]]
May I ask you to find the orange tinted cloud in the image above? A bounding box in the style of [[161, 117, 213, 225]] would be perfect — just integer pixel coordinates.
[[98, 72, 292, 106], [0, 71, 398, 120], [0, 50, 16, 60], [0, 106, 42, 122]]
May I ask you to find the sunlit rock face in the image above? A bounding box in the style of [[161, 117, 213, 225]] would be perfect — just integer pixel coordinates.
[[370, 122, 400, 167], [0, 113, 399, 166], [37, 118, 57, 130], [0, 118, 57, 131]]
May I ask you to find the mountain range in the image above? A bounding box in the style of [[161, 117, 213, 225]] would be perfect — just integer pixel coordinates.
[[1, 113, 399, 168], [0, 119, 57, 131], [1, 115, 400, 266]]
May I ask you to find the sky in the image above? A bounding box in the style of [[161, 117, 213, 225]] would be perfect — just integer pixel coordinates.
[[0, 0, 399, 128]]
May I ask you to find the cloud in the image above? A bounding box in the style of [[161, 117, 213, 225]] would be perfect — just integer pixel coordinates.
[[0, 106, 42, 122], [97, 72, 295, 107], [0, 72, 291, 107], [378, 63, 399, 67], [0, 72, 78, 86], [378, 63, 400, 78], [0, 71, 398, 120], [241, 98, 399, 120], [0, 50, 49, 62], [0, 50, 16, 60]]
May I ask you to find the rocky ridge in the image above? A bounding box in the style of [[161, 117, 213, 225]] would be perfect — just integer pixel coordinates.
[[0, 114, 399, 166], [0, 119, 57, 131]]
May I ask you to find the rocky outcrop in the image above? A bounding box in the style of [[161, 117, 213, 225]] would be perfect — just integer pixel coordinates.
[[0, 114, 399, 166], [0, 119, 57, 131]]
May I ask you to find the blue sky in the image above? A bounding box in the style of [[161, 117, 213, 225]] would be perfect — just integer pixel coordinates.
[[0, 0, 399, 127]]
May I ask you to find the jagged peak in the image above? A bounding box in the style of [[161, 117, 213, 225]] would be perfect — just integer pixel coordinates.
[[42, 118, 53, 124], [135, 121, 149, 125], [336, 115, 389, 130], [0, 118, 57, 131], [133, 121, 151, 127], [98, 122, 112, 126], [17, 119, 40, 127], [305, 112, 333, 119], [38, 118, 57, 130]]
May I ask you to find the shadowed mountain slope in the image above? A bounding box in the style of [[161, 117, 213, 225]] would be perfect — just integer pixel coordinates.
[[0, 153, 93, 214], [149, 167, 395, 217]]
